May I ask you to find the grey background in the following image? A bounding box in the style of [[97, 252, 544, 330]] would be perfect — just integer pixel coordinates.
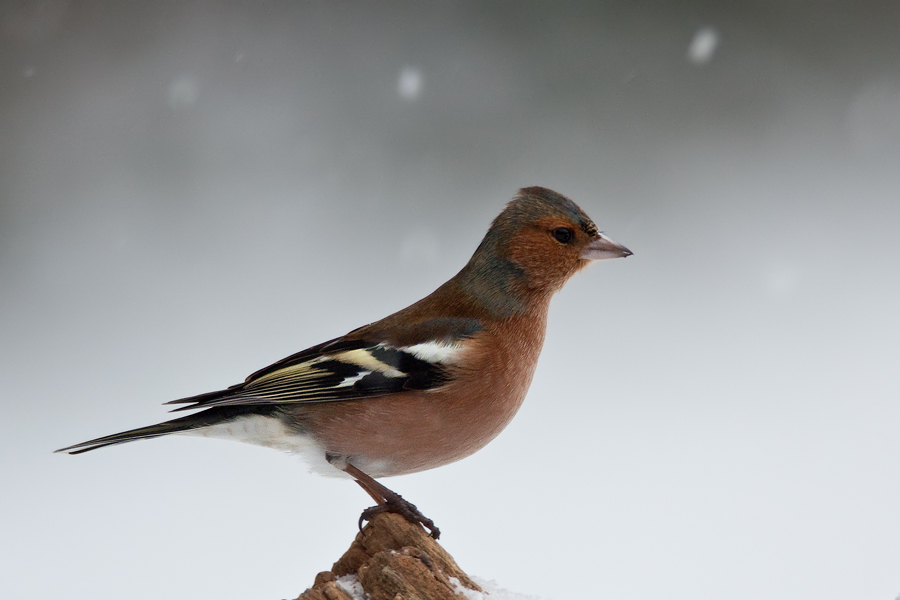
[[2, 2, 899, 599]]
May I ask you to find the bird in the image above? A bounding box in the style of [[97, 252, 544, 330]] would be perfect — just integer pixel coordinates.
[[56, 186, 632, 539]]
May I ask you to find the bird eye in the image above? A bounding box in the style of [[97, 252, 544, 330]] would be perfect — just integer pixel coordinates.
[[552, 227, 574, 243]]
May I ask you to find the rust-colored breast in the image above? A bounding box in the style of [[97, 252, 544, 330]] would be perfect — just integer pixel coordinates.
[[290, 310, 548, 478]]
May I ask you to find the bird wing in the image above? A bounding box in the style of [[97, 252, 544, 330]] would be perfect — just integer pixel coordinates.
[[164, 317, 482, 412]]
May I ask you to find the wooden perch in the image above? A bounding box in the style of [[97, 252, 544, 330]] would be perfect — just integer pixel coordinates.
[[296, 512, 482, 600]]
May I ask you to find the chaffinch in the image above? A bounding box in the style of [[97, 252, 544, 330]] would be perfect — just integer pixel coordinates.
[[57, 186, 631, 538]]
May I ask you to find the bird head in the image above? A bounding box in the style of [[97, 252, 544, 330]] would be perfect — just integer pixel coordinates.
[[458, 187, 632, 315]]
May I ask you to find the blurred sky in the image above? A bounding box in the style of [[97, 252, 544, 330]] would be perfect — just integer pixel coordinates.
[[2, 2, 899, 599]]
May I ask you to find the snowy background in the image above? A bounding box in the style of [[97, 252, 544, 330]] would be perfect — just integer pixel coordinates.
[[2, 2, 900, 599]]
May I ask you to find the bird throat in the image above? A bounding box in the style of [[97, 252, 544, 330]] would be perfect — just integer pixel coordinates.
[[456, 254, 533, 318]]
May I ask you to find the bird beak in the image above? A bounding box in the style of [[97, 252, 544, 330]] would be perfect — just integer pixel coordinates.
[[581, 233, 633, 260]]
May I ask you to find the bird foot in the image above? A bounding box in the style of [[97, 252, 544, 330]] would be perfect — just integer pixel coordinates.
[[359, 494, 441, 539]]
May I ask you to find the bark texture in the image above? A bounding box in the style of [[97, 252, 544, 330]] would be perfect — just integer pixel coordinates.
[[296, 513, 481, 600]]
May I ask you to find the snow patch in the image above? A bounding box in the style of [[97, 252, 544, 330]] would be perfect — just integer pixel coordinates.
[[335, 574, 367, 600], [463, 576, 548, 600]]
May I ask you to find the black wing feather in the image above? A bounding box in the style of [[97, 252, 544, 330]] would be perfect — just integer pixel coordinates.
[[165, 341, 452, 412], [163, 317, 480, 412]]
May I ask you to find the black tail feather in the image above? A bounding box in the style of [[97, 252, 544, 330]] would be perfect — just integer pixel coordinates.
[[56, 405, 283, 455], [67, 439, 151, 455], [54, 415, 202, 454]]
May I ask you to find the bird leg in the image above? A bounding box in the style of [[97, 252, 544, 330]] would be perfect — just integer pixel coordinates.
[[342, 463, 441, 539]]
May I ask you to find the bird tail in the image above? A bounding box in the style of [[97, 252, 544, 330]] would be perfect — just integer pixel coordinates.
[[54, 410, 229, 455]]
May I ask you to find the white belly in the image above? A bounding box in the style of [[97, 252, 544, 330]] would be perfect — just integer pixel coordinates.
[[179, 415, 346, 478]]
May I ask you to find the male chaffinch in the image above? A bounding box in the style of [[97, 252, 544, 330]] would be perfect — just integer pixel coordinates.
[[57, 186, 631, 538]]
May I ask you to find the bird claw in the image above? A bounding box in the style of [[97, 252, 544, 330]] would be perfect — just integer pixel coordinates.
[[358, 495, 441, 539]]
